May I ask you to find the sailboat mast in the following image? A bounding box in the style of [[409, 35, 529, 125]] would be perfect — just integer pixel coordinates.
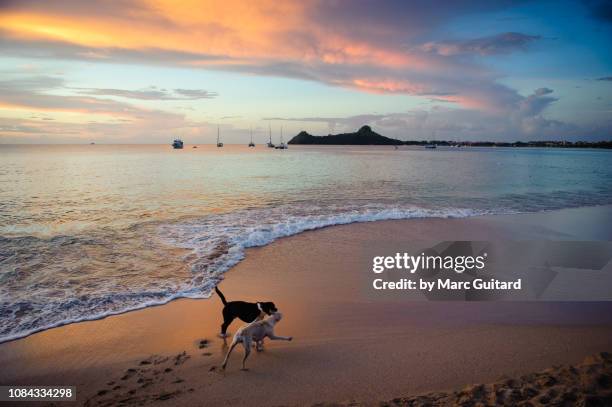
[[268, 123, 272, 143], [217, 125, 220, 143]]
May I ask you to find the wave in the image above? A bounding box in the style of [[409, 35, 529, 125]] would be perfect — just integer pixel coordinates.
[[0, 203, 497, 343], [157, 203, 497, 284], [2, 197, 609, 344]]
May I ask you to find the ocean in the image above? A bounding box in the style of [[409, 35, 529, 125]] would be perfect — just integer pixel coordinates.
[[1, 144, 611, 342]]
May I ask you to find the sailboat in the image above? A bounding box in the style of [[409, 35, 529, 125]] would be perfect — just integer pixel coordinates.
[[172, 139, 184, 149], [216, 126, 223, 147], [248, 127, 255, 147], [266, 123, 275, 148], [425, 130, 436, 149], [275, 126, 288, 149]]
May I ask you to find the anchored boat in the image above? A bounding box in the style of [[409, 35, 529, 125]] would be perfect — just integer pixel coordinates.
[[275, 126, 287, 149], [267, 123, 275, 148], [248, 127, 255, 147], [217, 126, 223, 147]]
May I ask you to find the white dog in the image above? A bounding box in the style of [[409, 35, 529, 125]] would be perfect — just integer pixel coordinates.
[[221, 312, 292, 370]]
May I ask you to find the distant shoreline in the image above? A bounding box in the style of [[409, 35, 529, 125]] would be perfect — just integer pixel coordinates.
[[294, 141, 612, 149], [287, 125, 612, 149], [291, 139, 612, 149], [401, 140, 612, 149], [1, 142, 611, 149]]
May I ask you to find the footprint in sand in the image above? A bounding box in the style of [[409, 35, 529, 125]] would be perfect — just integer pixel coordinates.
[[85, 350, 200, 406], [174, 351, 191, 365], [120, 368, 137, 381]]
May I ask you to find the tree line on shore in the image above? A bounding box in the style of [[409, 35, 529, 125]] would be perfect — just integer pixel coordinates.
[[287, 126, 611, 149]]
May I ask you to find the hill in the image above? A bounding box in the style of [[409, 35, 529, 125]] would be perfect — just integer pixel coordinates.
[[287, 125, 403, 145]]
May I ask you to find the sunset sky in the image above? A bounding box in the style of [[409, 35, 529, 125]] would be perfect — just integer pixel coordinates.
[[1, 0, 611, 143]]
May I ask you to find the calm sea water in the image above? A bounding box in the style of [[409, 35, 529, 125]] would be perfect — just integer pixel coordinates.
[[1, 144, 611, 342]]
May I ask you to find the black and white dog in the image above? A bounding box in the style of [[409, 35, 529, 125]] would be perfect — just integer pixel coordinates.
[[215, 286, 278, 337]]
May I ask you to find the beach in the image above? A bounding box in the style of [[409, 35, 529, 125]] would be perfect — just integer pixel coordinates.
[[2, 206, 612, 406], [3, 1, 612, 405]]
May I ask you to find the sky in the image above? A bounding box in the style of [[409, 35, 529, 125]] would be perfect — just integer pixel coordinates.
[[0, 0, 611, 144]]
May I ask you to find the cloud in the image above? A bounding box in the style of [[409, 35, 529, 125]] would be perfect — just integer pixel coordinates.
[[0, 0, 538, 112], [534, 87, 554, 95], [1, 75, 65, 90], [74, 87, 218, 100], [173, 88, 218, 99], [421, 32, 540, 56], [0, 75, 238, 143], [273, 105, 610, 141], [1, 1, 608, 142], [268, 86, 612, 140], [0, 76, 184, 121], [0, 116, 189, 143], [263, 114, 386, 132], [0, 115, 270, 144], [518, 88, 558, 117]]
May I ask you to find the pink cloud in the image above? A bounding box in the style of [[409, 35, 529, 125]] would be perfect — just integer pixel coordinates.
[[0, 0, 532, 112]]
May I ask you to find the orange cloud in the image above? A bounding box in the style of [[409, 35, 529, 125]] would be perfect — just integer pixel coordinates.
[[0, 0, 525, 112], [1, 2, 311, 59], [350, 78, 429, 94], [0, 1, 437, 76]]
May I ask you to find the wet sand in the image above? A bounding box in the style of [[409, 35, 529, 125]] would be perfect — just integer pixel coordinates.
[[1, 206, 612, 406]]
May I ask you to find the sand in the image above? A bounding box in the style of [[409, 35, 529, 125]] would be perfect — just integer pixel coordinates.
[[1, 206, 612, 406], [317, 352, 612, 406]]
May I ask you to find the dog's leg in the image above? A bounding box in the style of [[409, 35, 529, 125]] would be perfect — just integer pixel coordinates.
[[241, 338, 252, 371], [268, 334, 293, 341], [221, 339, 239, 370], [220, 310, 235, 338]]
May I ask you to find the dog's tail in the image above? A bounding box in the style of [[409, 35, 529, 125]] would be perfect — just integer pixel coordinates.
[[215, 286, 228, 305]]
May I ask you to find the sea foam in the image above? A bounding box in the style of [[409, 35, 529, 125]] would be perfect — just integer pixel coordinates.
[[0, 203, 490, 343]]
